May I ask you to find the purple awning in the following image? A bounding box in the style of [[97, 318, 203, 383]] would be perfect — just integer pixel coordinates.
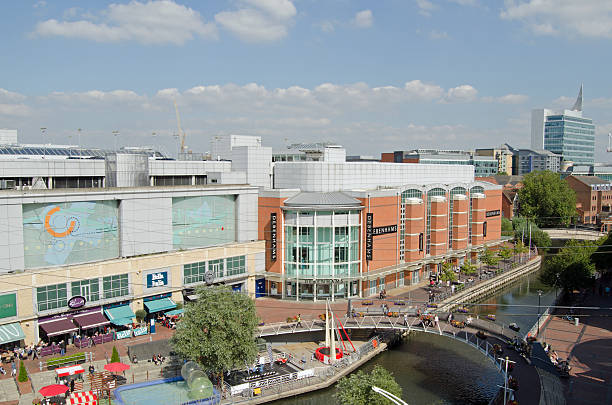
[[39, 318, 78, 337], [73, 312, 110, 329]]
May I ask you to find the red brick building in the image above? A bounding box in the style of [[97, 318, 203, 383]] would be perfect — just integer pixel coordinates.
[[565, 176, 612, 224]]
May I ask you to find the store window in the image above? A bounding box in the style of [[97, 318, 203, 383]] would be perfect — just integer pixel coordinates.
[[71, 278, 100, 302], [37, 283, 68, 312], [209, 259, 225, 278], [184, 261, 206, 285], [103, 274, 129, 299], [226, 256, 246, 276]]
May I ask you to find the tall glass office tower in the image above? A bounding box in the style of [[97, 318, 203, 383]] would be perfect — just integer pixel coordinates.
[[531, 85, 596, 165]]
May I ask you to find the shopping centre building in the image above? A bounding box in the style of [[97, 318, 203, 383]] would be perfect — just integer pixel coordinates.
[[259, 161, 503, 301], [0, 184, 263, 346]]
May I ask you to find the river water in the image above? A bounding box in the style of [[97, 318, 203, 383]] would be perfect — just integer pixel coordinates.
[[273, 267, 556, 405]]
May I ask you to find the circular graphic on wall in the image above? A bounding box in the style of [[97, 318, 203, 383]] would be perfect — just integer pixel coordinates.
[[204, 270, 215, 285]]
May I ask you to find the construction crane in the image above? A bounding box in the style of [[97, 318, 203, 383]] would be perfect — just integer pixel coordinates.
[[173, 100, 187, 154]]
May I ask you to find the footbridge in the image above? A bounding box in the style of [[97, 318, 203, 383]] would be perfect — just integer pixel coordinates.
[[543, 228, 606, 240]]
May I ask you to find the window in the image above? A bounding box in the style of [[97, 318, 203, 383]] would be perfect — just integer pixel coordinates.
[[334, 246, 348, 262], [37, 283, 68, 312], [209, 259, 225, 278], [226, 256, 246, 276], [184, 261, 206, 284], [103, 274, 129, 299], [71, 278, 100, 302]]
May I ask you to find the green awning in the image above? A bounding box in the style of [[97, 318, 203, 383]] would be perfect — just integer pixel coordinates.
[[144, 298, 176, 313], [0, 322, 25, 345], [104, 305, 135, 325], [165, 308, 184, 316]]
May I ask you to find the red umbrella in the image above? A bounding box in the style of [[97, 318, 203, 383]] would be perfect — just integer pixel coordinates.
[[39, 384, 69, 397], [104, 362, 130, 373]]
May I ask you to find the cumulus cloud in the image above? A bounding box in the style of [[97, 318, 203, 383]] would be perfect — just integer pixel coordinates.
[[429, 30, 449, 39], [482, 94, 529, 104], [415, 0, 437, 16], [0, 88, 26, 103], [33, 0, 217, 45], [501, 0, 612, 39], [353, 10, 373, 28], [0, 104, 31, 117], [445, 85, 478, 103], [215, 0, 296, 42]]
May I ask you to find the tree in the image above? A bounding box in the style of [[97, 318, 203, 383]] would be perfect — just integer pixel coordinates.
[[497, 171, 509, 176], [439, 262, 457, 289], [501, 217, 513, 237], [513, 240, 529, 263], [336, 365, 403, 405], [591, 233, 612, 272], [17, 361, 28, 383], [512, 217, 551, 250], [517, 170, 576, 227], [480, 248, 500, 270], [171, 285, 258, 385], [497, 245, 513, 269], [460, 261, 477, 276], [541, 239, 598, 292], [111, 346, 120, 363], [135, 309, 147, 323]]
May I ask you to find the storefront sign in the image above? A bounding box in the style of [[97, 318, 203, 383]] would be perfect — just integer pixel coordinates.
[[133, 326, 148, 337], [146, 271, 168, 288], [486, 210, 500, 218], [67, 296, 86, 309], [115, 330, 132, 340], [0, 293, 17, 319], [372, 225, 397, 236], [366, 213, 373, 261], [270, 213, 277, 261]]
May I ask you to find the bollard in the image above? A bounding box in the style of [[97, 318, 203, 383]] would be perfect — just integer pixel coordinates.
[[575, 317, 579, 326]]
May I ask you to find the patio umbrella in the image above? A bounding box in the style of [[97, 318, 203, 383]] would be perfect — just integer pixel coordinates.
[[39, 384, 69, 397], [104, 362, 130, 373]]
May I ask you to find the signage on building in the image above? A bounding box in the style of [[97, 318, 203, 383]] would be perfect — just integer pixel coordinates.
[[486, 210, 501, 218], [366, 213, 373, 261], [270, 213, 277, 261], [372, 225, 397, 236], [67, 296, 86, 310], [133, 326, 148, 337], [0, 294, 17, 319], [115, 330, 132, 340], [593, 184, 611, 191], [146, 271, 168, 288]]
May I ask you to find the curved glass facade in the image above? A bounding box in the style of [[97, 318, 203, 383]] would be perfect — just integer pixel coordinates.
[[283, 209, 361, 300]]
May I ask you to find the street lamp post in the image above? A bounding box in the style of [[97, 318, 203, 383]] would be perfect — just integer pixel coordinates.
[[40, 127, 47, 158], [537, 289, 543, 337]]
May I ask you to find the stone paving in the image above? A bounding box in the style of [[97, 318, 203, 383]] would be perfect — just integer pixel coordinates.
[[539, 287, 612, 405]]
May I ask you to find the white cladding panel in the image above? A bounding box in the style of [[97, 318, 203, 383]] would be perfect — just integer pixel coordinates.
[[273, 162, 474, 192], [119, 196, 173, 257], [0, 203, 24, 272]]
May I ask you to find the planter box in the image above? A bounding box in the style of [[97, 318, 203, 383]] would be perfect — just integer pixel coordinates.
[[16, 379, 32, 395]]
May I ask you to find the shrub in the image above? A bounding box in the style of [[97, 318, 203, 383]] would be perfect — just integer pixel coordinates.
[[135, 309, 147, 323], [111, 346, 120, 363], [17, 361, 28, 382]]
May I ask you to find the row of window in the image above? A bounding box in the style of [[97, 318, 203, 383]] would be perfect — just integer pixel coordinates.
[[183, 255, 247, 285]]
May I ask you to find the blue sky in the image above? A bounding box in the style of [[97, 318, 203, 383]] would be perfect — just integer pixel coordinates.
[[1, 0, 612, 161]]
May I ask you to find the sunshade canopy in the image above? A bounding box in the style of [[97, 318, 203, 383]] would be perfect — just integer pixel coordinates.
[[144, 298, 176, 313], [104, 305, 135, 326], [40, 318, 78, 337], [165, 309, 184, 316], [73, 312, 110, 329], [39, 384, 69, 397], [0, 322, 25, 345], [55, 365, 84, 377]]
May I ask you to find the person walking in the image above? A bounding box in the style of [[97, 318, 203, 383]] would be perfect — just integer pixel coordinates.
[[296, 314, 302, 327], [434, 315, 439, 327], [10, 361, 16, 377]]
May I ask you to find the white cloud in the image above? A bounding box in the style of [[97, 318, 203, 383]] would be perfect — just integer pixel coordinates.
[[33, 0, 217, 45], [403, 80, 445, 100], [449, 0, 477, 6], [482, 94, 528, 104], [353, 10, 373, 28], [318, 21, 336, 33], [40, 89, 145, 106], [215, 0, 296, 42], [0, 104, 30, 117], [33, 1, 46, 8], [0, 88, 26, 103], [415, 0, 437, 16], [445, 85, 478, 102], [501, 0, 612, 39], [429, 30, 449, 39]]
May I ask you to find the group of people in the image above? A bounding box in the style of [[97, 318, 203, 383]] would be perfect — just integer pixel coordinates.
[[378, 289, 388, 299], [152, 353, 166, 365], [0, 360, 17, 377], [157, 314, 180, 329], [0, 341, 55, 362]]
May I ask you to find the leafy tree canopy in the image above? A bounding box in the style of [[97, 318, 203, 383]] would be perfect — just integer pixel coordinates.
[[501, 217, 513, 236], [512, 217, 551, 249], [336, 365, 403, 405], [517, 171, 576, 227], [439, 262, 457, 283], [480, 248, 500, 267], [460, 261, 477, 276], [171, 285, 258, 376], [541, 239, 599, 292], [591, 233, 612, 271], [111, 346, 120, 363], [498, 245, 513, 260]]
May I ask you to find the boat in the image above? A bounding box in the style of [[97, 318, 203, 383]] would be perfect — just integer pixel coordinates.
[[509, 322, 520, 332]]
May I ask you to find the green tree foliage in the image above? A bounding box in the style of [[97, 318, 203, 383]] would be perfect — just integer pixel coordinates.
[[591, 233, 612, 272], [17, 361, 28, 383], [512, 217, 551, 249], [497, 171, 509, 176], [501, 217, 513, 236], [541, 239, 599, 292], [460, 261, 477, 276], [513, 240, 529, 257], [111, 346, 120, 363], [517, 171, 576, 227], [135, 309, 147, 323], [439, 262, 457, 284], [480, 248, 500, 268], [336, 365, 403, 405], [171, 286, 258, 382], [497, 245, 513, 264]]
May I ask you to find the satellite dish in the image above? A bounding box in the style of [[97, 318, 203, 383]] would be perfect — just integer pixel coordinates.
[[204, 270, 214, 285]]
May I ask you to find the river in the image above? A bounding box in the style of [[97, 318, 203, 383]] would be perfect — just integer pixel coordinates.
[[272, 267, 555, 405]]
